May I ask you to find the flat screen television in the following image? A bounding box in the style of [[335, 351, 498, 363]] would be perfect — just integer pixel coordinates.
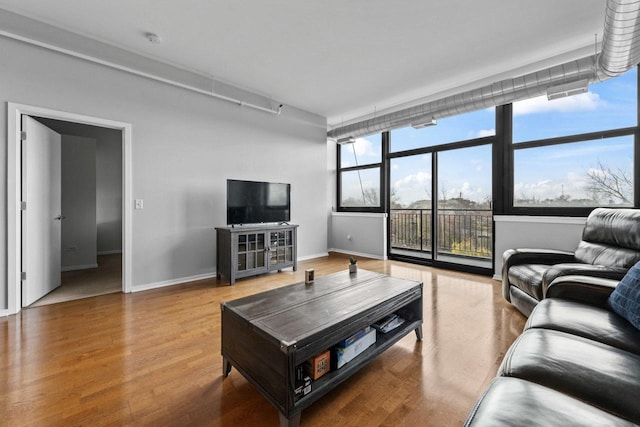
[[227, 179, 291, 225]]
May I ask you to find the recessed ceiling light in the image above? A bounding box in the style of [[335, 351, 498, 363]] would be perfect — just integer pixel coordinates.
[[145, 32, 162, 44]]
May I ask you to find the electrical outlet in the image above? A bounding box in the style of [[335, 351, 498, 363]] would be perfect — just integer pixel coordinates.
[[135, 199, 144, 210]]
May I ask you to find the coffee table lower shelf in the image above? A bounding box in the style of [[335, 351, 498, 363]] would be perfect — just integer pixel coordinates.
[[223, 322, 422, 427], [220, 270, 423, 427]]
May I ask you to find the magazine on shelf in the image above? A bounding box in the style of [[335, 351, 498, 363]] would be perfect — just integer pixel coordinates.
[[331, 327, 377, 370], [337, 326, 372, 347], [372, 313, 405, 333]]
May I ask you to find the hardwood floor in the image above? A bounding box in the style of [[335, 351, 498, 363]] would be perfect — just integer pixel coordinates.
[[0, 253, 526, 426]]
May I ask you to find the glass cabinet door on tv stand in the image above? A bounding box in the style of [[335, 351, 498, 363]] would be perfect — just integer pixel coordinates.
[[238, 232, 266, 271], [216, 224, 298, 285], [269, 229, 295, 269]]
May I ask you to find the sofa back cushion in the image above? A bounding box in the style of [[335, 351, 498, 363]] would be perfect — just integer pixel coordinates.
[[574, 241, 640, 268], [582, 208, 640, 250], [575, 208, 640, 267]]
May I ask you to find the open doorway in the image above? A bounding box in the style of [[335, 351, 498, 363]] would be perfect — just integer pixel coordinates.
[[7, 102, 132, 315], [28, 117, 123, 307]]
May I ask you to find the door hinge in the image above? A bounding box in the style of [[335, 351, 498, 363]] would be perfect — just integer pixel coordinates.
[[20, 131, 26, 141], [21, 272, 26, 281], [20, 201, 26, 211]]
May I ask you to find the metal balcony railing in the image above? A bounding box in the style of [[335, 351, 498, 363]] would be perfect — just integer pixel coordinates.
[[390, 208, 492, 259]]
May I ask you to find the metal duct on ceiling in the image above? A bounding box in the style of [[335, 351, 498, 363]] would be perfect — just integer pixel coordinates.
[[599, 0, 640, 76], [328, 0, 640, 140]]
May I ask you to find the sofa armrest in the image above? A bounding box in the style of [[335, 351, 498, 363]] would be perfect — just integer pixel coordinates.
[[545, 275, 619, 308], [541, 265, 627, 297], [501, 248, 575, 301]]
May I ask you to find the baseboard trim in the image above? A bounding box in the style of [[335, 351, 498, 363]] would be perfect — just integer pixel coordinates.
[[98, 250, 122, 255], [492, 274, 502, 282], [131, 253, 333, 293], [298, 252, 329, 261], [133, 272, 218, 293], [328, 249, 387, 261], [0, 309, 9, 317], [62, 263, 99, 272]]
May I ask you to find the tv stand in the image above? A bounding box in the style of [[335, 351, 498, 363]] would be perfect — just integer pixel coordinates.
[[216, 224, 298, 285]]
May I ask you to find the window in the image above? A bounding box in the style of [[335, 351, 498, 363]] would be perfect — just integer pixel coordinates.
[[510, 67, 638, 213], [514, 136, 634, 207], [513, 68, 637, 143], [340, 167, 382, 207], [338, 134, 383, 210], [388, 111, 495, 270], [390, 109, 495, 152], [340, 134, 381, 167]]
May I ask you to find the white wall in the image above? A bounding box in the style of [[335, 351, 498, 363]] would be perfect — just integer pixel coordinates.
[[61, 135, 97, 270], [493, 215, 586, 279], [1, 36, 327, 311]]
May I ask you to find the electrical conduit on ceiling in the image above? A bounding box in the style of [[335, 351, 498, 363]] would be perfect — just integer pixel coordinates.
[[327, 0, 640, 140]]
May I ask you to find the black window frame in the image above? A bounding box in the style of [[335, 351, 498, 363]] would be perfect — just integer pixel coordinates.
[[337, 67, 640, 218], [498, 67, 640, 216], [336, 132, 387, 213]]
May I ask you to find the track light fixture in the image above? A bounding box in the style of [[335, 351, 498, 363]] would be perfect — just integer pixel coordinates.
[[337, 137, 356, 145], [411, 117, 437, 129], [546, 79, 589, 100]]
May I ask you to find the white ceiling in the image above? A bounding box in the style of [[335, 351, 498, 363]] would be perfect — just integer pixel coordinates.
[[0, 1, 606, 127]]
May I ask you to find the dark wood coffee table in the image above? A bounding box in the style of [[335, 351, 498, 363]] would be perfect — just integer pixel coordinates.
[[220, 269, 423, 427]]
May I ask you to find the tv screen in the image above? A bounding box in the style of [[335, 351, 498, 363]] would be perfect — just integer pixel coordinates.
[[227, 179, 291, 225]]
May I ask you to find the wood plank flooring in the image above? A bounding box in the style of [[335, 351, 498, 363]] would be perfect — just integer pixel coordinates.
[[0, 253, 526, 426]]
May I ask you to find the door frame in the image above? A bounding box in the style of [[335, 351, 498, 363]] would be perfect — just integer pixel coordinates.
[[7, 102, 133, 314]]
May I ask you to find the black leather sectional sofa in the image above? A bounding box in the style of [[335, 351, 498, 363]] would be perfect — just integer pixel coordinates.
[[502, 208, 640, 317], [465, 275, 640, 426]]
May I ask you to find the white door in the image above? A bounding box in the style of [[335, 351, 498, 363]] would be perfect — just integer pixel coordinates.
[[21, 115, 62, 307]]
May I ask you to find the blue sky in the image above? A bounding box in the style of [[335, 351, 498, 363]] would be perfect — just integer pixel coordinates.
[[342, 68, 637, 207]]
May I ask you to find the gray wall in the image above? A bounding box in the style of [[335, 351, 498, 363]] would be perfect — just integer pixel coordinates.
[[493, 215, 586, 280], [61, 135, 97, 270], [38, 119, 124, 255], [329, 213, 387, 259], [95, 129, 122, 254], [1, 36, 327, 310]]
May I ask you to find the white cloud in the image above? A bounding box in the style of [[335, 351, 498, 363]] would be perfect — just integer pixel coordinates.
[[353, 137, 377, 157], [442, 181, 488, 202], [514, 171, 590, 201], [394, 171, 432, 190], [470, 159, 484, 172], [476, 129, 495, 138], [513, 92, 602, 116], [393, 172, 432, 204], [545, 142, 631, 159]]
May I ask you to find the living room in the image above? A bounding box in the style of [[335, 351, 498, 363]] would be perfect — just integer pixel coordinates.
[[1, 1, 640, 426]]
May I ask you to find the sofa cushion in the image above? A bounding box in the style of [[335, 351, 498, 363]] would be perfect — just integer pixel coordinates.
[[508, 263, 627, 304], [525, 299, 640, 355], [541, 263, 627, 296], [581, 207, 640, 251], [574, 240, 640, 268], [609, 261, 640, 330], [507, 264, 548, 300], [498, 329, 640, 424], [464, 377, 637, 427]]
